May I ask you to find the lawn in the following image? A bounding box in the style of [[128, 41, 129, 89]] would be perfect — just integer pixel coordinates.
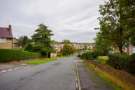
[[25, 58, 57, 65]]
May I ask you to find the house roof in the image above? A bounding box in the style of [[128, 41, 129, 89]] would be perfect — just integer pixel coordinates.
[[0, 25, 13, 38]]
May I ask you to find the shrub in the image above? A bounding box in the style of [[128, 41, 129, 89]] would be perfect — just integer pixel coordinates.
[[40, 48, 53, 57], [97, 56, 109, 64], [80, 52, 97, 60], [127, 54, 135, 74], [60, 44, 76, 56], [0, 49, 40, 63], [25, 44, 54, 57], [24, 43, 33, 52], [107, 53, 129, 69]]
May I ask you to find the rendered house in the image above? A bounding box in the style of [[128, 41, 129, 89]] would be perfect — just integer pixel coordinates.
[[128, 45, 135, 55], [0, 25, 14, 49]]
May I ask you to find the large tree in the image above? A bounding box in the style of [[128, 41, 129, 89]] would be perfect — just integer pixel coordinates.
[[32, 24, 53, 57], [32, 24, 53, 47], [120, 0, 135, 45], [98, 0, 130, 53]]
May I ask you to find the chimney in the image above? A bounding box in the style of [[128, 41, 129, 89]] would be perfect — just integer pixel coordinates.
[[8, 24, 13, 38], [8, 24, 12, 30]]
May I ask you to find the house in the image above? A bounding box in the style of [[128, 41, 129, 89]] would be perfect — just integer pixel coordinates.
[[53, 42, 95, 53], [128, 45, 135, 55], [0, 25, 15, 49]]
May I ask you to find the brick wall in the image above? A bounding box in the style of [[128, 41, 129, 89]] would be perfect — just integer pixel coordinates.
[[0, 38, 13, 49]]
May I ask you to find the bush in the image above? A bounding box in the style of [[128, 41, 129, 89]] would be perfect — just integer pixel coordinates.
[[25, 45, 42, 52], [0, 49, 40, 63], [80, 52, 97, 60], [97, 56, 109, 64], [60, 44, 76, 56], [127, 54, 135, 74], [24, 43, 33, 52], [25, 44, 53, 57], [40, 48, 53, 57], [107, 53, 129, 69]]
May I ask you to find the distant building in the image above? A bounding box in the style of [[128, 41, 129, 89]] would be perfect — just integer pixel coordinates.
[[53, 42, 95, 53], [0, 25, 17, 49], [127, 45, 135, 55]]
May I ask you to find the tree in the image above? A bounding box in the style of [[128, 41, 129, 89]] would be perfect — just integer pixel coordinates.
[[32, 24, 53, 57], [60, 40, 76, 56], [95, 32, 111, 55], [120, 0, 135, 45], [98, 0, 130, 53], [62, 40, 71, 44], [17, 36, 30, 48], [32, 24, 53, 47]]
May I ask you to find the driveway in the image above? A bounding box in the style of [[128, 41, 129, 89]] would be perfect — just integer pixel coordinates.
[[0, 56, 114, 90]]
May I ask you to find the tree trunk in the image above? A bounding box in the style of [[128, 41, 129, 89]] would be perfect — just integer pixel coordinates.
[[118, 45, 123, 54]]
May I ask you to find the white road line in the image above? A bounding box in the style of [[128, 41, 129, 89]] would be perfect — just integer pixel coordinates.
[[0, 65, 28, 74], [1, 70, 7, 73], [73, 63, 82, 90]]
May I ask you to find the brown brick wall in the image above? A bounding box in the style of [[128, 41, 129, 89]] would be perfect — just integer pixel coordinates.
[[0, 39, 13, 49]]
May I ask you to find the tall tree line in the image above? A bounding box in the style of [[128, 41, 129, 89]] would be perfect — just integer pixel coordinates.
[[96, 0, 135, 54]]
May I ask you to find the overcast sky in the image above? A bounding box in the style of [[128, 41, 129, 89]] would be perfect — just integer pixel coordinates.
[[0, 0, 104, 43]]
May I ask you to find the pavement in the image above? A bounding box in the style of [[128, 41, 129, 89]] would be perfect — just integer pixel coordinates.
[[0, 56, 114, 90]]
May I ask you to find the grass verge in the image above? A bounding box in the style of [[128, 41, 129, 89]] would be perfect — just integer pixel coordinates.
[[84, 61, 135, 90], [25, 58, 57, 65], [95, 68, 122, 90], [84, 61, 122, 90]]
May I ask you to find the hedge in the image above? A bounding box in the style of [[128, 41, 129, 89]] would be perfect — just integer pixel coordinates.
[[128, 54, 135, 74], [80, 52, 98, 60], [107, 53, 129, 70], [0, 49, 40, 62]]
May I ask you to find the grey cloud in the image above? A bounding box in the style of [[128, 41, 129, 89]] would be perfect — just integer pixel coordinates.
[[0, 0, 105, 42]]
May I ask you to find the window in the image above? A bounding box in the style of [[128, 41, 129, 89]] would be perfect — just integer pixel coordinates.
[[0, 38, 6, 43]]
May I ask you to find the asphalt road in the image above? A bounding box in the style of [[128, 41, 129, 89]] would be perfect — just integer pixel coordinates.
[[0, 57, 76, 90], [0, 56, 114, 90]]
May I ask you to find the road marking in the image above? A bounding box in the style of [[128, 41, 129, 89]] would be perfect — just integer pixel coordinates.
[[73, 63, 82, 90], [0, 65, 28, 74], [1, 70, 7, 73]]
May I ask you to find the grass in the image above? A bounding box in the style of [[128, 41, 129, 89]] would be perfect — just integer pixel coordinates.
[[97, 56, 109, 64], [95, 68, 122, 90], [25, 58, 57, 65], [85, 61, 135, 90], [84, 62, 122, 90]]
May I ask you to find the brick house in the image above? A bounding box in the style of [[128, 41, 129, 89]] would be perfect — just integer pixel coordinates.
[[0, 25, 15, 49]]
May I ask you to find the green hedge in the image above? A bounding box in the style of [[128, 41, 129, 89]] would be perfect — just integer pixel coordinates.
[[128, 54, 135, 74], [0, 49, 40, 62], [80, 52, 97, 60], [107, 53, 129, 70], [107, 53, 135, 74]]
